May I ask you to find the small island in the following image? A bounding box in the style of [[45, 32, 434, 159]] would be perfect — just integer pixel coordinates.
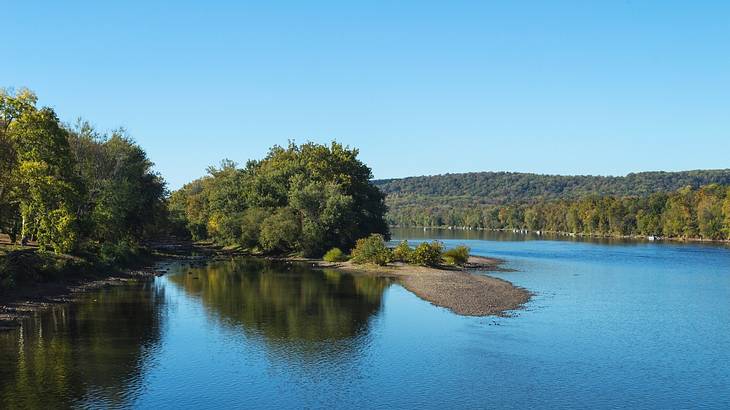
[[261, 234, 531, 317], [312, 255, 530, 317]]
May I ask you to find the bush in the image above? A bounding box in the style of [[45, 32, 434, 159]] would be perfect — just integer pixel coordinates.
[[323, 247, 347, 262], [392, 240, 413, 262], [350, 234, 392, 265], [409, 241, 444, 266], [443, 245, 470, 266]]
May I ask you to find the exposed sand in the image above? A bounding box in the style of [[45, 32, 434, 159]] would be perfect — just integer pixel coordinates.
[[307, 255, 532, 317]]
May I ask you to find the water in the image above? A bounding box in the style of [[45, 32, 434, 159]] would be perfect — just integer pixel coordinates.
[[2, 229, 729, 409]]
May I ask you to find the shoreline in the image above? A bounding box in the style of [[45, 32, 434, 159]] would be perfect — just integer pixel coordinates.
[[1, 244, 531, 330], [392, 226, 730, 244], [0, 265, 165, 332], [279, 255, 532, 317]]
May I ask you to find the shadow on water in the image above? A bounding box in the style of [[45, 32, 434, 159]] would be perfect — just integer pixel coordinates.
[[166, 258, 391, 359], [0, 281, 167, 409]]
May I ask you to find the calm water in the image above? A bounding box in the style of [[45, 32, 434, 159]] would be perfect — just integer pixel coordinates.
[[1, 229, 729, 409]]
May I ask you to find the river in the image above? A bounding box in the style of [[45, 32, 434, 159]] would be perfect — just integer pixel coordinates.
[[1, 228, 729, 409]]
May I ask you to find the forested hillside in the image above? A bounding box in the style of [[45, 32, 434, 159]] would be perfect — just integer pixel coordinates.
[[375, 170, 730, 205], [377, 171, 730, 240]]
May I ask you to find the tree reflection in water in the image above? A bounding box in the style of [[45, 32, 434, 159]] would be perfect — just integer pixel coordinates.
[[167, 258, 391, 356], [0, 281, 166, 409]]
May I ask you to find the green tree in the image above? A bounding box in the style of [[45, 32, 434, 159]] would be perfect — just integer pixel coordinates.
[[170, 141, 389, 256], [662, 187, 697, 238], [696, 184, 725, 240], [9, 106, 80, 252], [723, 188, 730, 239]]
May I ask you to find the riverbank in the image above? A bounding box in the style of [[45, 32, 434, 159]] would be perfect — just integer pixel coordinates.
[[1, 240, 530, 329], [0, 243, 167, 331], [283, 255, 531, 317], [393, 226, 730, 244]]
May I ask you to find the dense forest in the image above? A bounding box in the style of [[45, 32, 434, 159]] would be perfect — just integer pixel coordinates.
[[386, 184, 730, 240], [168, 142, 389, 257], [0, 88, 167, 261], [375, 170, 730, 204], [377, 170, 730, 240]]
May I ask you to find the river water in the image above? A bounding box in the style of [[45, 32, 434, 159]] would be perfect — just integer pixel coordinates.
[[1, 228, 729, 409]]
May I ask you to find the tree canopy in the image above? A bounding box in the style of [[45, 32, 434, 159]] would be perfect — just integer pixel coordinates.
[[0, 88, 166, 257], [387, 183, 730, 241], [169, 141, 389, 257]]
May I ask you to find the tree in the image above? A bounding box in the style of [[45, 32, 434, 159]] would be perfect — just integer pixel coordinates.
[[170, 141, 390, 256], [696, 184, 725, 240], [723, 188, 730, 239], [0, 88, 38, 240], [8, 106, 80, 252], [662, 187, 697, 238]]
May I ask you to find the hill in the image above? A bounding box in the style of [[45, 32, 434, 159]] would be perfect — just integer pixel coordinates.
[[374, 169, 730, 205]]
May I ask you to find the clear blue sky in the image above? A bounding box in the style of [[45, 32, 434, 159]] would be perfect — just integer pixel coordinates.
[[2, 1, 729, 189]]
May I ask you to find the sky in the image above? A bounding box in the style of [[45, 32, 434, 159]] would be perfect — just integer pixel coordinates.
[[2, 1, 729, 189]]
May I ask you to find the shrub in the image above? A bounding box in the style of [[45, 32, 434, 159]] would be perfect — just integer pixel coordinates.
[[392, 240, 413, 262], [351, 234, 392, 265], [409, 241, 444, 266], [323, 247, 347, 262], [443, 245, 470, 266]]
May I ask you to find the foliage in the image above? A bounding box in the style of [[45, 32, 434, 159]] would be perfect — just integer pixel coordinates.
[[0, 89, 166, 260], [443, 245, 470, 266], [375, 170, 730, 206], [259, 208, 301, 253], [386, 183, 730, 241], [323, 247, 347, 262], [409, 241, 444, 266], [169, 141, 390, 256], [350, 234, 392, 265], [392, 240, 413, 262]]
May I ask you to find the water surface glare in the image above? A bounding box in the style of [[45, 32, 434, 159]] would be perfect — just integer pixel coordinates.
[[1, 229, 729, 409]]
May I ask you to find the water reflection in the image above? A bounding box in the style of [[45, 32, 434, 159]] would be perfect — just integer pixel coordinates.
[[393, 227, 730, 248], [167, 258, 390, 347], [0, 281, 166, 409]]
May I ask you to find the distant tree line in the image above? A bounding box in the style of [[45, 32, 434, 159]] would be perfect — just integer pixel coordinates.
[[375, 170, 730, 205], [168, 142, 389, 257], [387, 184, 730, 240], [0, 88, 166, 259]]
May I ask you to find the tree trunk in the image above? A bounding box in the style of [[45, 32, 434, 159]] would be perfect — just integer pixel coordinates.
[[20, 213, 26, 244]]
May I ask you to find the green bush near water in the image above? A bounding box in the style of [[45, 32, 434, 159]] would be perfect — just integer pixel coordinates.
[[392, 240, 413, 262], [410, 241, 444, 267], [323, 247, 348, 262], [443, 245, 470, 266], [350, 234, 392, 266]]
